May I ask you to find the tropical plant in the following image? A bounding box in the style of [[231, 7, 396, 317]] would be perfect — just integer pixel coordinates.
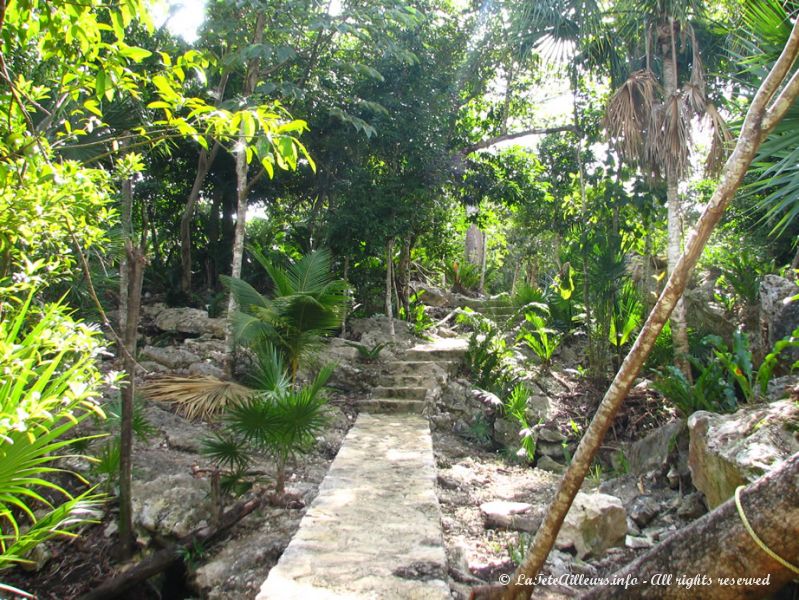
[[143, 376, 254, 422], [444, 260, 481, 294], [457, 309, 517, 395], [710, 328, 799, 404], [0, 295, 110, 568], [653, 360, 737, 416], [517, 310, 562, 369], [344, 340, 390, 362], [223, 248, 348, 380], [202, 345, 333, 495], [504, 383, 537, 461]]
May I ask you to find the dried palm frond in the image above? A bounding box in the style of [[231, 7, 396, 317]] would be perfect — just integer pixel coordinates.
[[704, 102, 733, 176], [647, 91, 690, 181], [142, 376, 256, 422], [684, 25, 707, 116], [605, 69, 661, 165]]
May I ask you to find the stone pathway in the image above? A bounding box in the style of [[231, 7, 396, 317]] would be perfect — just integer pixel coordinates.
[[257, 338, 466, 600]]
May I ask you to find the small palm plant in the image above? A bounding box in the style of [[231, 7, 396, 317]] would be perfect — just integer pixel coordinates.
[[222, 248, 348, 381], [202, 344, 332, 496]]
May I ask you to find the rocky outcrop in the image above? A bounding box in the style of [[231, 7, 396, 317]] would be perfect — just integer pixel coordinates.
[[154, 307, 227, 339], [140, 345, 201, 370], [627, 419, 689, 486], [759, 274, 799, 360], [480, 501, 542, 533], [555, 492, 627, 559], [687, 399, 799, 508]]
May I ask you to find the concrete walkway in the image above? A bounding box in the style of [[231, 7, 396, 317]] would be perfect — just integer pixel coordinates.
[[257, 338, 466, 600]]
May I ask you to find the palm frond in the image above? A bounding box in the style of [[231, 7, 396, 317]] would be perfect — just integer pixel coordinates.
[[142, 376, 255, 421], [605, 69, 661, 167], [646, 91, 690, 180], [704, 102, 732, 176], [220, 275, 269, 313]]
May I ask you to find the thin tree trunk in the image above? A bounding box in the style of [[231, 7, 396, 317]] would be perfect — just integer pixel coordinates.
[[479, 232, 488, 294], [223, 13, 266, 376], [340, 255, 349, 337], [582, 453, 799, 599], [468, 20, 799, 600], [662, 19, 692, 380], [118, 241, 145, 560], [398, 237, 412, 320], [118, 177, 132, 343], [386, 238, 395, 338], [179, 70, 228, 295]]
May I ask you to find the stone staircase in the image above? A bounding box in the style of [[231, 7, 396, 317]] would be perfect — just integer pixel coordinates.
[[457, 296, 517, 324], [257, 337, 466, 600], [358, 338, 467, 414]]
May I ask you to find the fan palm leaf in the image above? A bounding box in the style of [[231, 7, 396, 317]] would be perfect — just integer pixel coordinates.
[[142, 376, 255, 421]]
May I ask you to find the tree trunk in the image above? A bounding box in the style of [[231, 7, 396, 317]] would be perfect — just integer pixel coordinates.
[[469, 20, 799, 600], [479, 232, 488, 294], [386, 238, 395, 337], [581, 453, 799, 599], [117, 176, 132, 345], [224, 132, 249, 377], [662, 20, 692, 380], [206, 186, 222, 291], [179, 69, 228, 295], [398, 237, 412, 320], [340, 254, 349, 337], [223, 13, 266, 375], [118, 241, 145, 560]]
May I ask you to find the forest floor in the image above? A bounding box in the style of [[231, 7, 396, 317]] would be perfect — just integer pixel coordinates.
[[4, 326, 676, 600]]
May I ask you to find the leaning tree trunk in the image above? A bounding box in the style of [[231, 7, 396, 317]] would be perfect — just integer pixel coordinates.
[[180, 144, 215, 295], [468, 18, 799, 600], [179, 70, 228, 295], [582, 453, 799, 599]]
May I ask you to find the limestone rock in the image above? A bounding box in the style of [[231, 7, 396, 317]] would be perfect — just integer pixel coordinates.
[[132, 472, 211, 539], [155, 307, 227, 339], [480, 500, 542, 533], [493, 417, 520, 448], [536, 455, 566, 474], [687, 399, 799, 508], [555, 492, 627, 558], [676, 492, 707, 519], [140, 345, 201, 370], [348, 315, 416, 350], [759, 275, 799, 359], [415, 284, 453, 308], [628, 495, 660, 528], [183, 337, 228, 363], [188, 361, 225, 379], [627, 419, 687, 476]]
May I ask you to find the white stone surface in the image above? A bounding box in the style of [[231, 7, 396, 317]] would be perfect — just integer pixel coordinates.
[[257, 413, 450, 600]]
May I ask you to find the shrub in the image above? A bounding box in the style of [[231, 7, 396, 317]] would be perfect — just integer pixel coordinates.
[[0, 294, 109, 568]]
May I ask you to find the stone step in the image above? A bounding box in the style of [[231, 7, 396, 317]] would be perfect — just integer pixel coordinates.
[[388, 360, 458, 375], [373, 386, 428, 400], [357, 398, 425, 414], [378, 373, 432, 387], [257, 413, 449, 599], [404, 349, 466, 361]]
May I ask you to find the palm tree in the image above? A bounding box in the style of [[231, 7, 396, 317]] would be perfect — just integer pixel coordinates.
[[222, 248, 349, 381], [603, 0, 731, 377], [201, 344, 332, 495]]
